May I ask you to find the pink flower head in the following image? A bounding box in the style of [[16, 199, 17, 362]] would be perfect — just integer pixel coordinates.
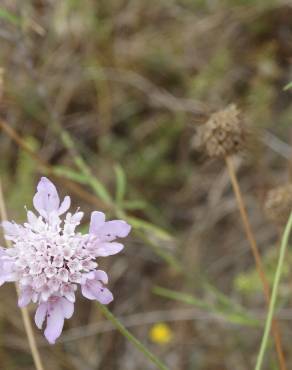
[[0, 177, 131, 344]]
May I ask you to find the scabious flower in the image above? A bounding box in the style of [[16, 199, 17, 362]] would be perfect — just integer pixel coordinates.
[[0, 177, 131, 344]]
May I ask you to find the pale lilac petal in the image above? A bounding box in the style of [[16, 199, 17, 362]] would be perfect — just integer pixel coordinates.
[[0, 272, 16, 285], [35, 303, 48, 329], [18, 286, 33, 307], [27, 211, 38, 226], [98, 221, 131, 241], [1, 221, 14, 234], [89, 211, 105, 234], [33, 177, 60, 216], [81, 279, 113, 304], [81, 271, 95, 284], [94, 270, 108, 284], [58, 196, 71, 216], [41, 285, 51, 301], [71, 212, 84, 224], [58, 268, 69, 282], [63, 290, 75, 303], [1, 221, 22, 237], [44, 301, 64, 344], [95, 242, 124, 257], [0, 272, 17, 285], [0, 259, 16, 284], [0, 260, 7, 285], [88, 281, 103, 297], [32, 193, 47, 218], [95, 287, 113, 304], [2, 221, 15, 234], [81, 283, 97, 300], [60, 298, 74, 319]]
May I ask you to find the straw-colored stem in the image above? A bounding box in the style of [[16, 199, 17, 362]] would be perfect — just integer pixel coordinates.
[[0, 179, 45, 370], [225, 156, 287, 370]]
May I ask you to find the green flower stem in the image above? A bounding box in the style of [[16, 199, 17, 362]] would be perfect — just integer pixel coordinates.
[[255, 212, 292, 370], [97, 303, 169, 370]]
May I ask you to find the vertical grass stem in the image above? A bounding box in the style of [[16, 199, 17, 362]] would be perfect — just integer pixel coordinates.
[[255, 211, 292, 370]]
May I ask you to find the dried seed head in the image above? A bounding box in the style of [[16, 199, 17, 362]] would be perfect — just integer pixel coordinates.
[[197, 104, 245, 158], [264, 183, 292, 226]]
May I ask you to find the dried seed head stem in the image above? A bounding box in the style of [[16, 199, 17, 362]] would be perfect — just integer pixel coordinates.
[[225, 156, 287, 370], [0, 179, 45, 370]]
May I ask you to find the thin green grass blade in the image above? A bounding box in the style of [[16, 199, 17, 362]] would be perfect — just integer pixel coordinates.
[[121, 200, 149, 211], [153, 286, 259, 327], [254, 211, 292, 370], [134, 229, 182, 272], [114, 164, 127, 203], [97, 303, 169, 370], [126, 215, 173, 241], [52, 165, 89, 184]]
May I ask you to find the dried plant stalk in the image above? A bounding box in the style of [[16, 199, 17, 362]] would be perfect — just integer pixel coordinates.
[[0, 179, 45, 370], [225, 156, 287, 370]]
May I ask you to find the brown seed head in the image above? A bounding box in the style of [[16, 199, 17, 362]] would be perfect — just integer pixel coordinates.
[[264, 183, 292, 226], [197, 104, 245, 158]]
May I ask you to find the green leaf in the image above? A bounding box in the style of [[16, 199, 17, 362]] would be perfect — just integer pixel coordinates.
[[153, 286, 259, 327], [114, 164, 127, 203], [52, 166, 89, 184], [87, 175, 112, 204], [283, 82, 292, 91], [8, 136, 38, 210], [121, 200, 148, 211], [97, 303, 169, 370], [0, 7, 20, 26], [51, 121, 113, 204], [126, 215, 172, 241]]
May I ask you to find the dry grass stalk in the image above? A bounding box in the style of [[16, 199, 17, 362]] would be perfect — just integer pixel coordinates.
[[225, 156, 287, 370], [197, 103, 287, 370], [0, 179, 45, 370]]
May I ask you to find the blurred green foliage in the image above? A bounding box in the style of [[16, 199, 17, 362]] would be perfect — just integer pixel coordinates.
[[234, 248, 291, 296], [8, 137, 38, 213]]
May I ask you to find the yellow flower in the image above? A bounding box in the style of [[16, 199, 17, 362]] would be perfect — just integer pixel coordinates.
[[149, 323, 173, 344]]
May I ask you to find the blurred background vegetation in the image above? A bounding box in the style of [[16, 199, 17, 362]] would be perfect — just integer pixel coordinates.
[[0, 0, 292, 369]]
